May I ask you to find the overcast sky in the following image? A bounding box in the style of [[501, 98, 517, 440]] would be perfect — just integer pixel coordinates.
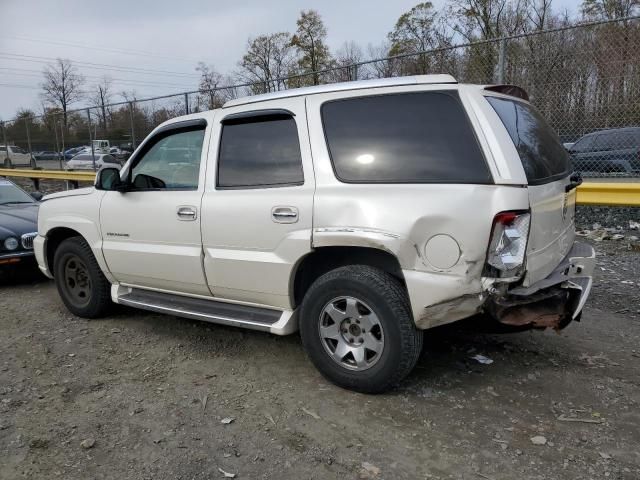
[[0, 0, 580, 120]]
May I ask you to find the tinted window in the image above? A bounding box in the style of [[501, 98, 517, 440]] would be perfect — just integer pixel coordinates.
[[593, 131, 640, 151], [217, 115, 304, 188], [0, 180, 34, 204], [321, 92, 490, 184], [571, 135, 596, 153], [487, 96, 570, 184], [131, 128, 205, 190], [102, 155, 118, 164]]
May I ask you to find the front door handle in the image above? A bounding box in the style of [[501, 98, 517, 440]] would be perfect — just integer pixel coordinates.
[[272, 206, 298, 224], [177, 205, 197, 221]]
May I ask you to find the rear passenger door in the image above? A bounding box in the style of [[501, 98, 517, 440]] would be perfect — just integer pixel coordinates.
[[200, 97, 315, 309]]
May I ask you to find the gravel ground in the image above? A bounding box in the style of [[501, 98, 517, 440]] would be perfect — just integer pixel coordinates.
[[1, 234, 639, 480]]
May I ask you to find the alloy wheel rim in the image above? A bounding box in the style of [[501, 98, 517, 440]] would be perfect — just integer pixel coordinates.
[[318, 296, 384, 371], [63, 255, 92, 307]]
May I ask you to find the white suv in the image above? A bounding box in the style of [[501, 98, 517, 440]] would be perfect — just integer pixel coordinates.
[[1, 145, 37, 168], [34, 76, 595, 393]]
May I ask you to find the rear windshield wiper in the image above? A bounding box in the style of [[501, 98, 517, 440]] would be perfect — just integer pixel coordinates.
[[0, 201, 34, 205]]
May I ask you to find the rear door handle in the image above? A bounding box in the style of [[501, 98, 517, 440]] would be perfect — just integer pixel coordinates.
[[272, 206, 298, 223], [177, 205, 197, 221]]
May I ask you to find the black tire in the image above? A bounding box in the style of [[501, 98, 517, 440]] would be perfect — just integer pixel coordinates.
[[299, 265, 423, 394], [3, 157, 11, 169], [53, 236, 112, 318]]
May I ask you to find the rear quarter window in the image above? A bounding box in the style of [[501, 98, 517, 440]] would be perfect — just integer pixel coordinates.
[[486, 96, 570, 184], [321, 91, 491, 184]]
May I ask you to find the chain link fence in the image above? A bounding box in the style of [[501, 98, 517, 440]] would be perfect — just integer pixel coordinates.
[[1, 16, 639, 177]]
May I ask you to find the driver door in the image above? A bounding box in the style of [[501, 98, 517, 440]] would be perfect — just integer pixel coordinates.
[[99, 119, 211, 296]]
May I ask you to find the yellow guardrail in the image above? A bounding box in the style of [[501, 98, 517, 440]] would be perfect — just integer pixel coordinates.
[[0, 168, 96, 182], [576, 182, 640, 207], [1, 168, 639, 206]]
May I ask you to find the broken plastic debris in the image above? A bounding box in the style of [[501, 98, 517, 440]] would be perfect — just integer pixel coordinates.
[[301, 407, 321, 419], [470, 354, 494, 365], [218, 467, 236, 478], [220, 417, 235, 424]]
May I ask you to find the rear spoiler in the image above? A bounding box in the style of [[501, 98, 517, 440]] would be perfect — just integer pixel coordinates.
[[484, 85, 529, 102]]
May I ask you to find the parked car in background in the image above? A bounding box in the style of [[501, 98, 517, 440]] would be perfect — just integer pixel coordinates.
[[569, 127, 640, 174], [0, 179, 40, 269], [35, 76, 595, 393], [65, 153, 121, 170], [34, 151, 62, 161], [1, 145, 37, 168], [63, 146, 88, 160]]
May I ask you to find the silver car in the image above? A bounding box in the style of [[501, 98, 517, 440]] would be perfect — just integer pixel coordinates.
[[65, 153, 120, 171]]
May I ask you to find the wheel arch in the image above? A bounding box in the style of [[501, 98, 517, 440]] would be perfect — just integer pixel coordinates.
[[44, 227, 85, 276], [291, 246, 406, 308]]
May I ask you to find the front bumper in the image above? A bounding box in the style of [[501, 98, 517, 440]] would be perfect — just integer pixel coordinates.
[[33, 235, 53, 278], [486, 241, 595, 330], [0, 250, 35, 265]]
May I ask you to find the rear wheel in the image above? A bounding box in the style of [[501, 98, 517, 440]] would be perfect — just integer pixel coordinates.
[[53, 237, 111, 318], [3, 157, 11, 169], [299, 265, 422, 393]]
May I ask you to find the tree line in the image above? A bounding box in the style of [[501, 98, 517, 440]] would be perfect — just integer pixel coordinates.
[[3, 0, 639, 149]]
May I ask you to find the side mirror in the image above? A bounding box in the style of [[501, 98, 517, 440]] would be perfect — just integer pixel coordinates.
[[95, 167, 123, 191], [30, 191, 44, 201]]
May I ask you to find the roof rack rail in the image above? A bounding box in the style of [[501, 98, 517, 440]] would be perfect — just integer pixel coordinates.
[[224, 74, 457, 108]]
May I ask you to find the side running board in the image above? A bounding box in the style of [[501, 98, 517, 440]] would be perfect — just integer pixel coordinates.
[[116, 287, 297, 334]]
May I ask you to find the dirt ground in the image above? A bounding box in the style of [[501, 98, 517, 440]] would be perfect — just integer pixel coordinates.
[[1, 226, 639, 478]]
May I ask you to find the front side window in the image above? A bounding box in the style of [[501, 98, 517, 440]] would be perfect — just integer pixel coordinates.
[[570, 135, 596, 153], [321, 91, 491, 184], [487, 95, 570, 184], [131, 128, 205, 190], [217, 114, 304, 188]]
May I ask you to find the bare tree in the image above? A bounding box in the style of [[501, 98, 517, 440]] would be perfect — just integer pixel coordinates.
[[366, 42, 398, 78], [196, 62, 225, 108], [91, 76, 113, 135], [331, 41, 365, 81], [40, 58, 85, 129], [291, 10, 332, 85], [582, 0, 639, 19], [238, 33, 296, 93]]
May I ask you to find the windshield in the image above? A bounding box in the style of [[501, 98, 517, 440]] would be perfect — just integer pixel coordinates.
[[486, 96, 570, 184], [0, 180, 35, 204]]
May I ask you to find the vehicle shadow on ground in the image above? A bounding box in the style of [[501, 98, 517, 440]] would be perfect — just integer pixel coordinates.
[[94, 301, 571, 395], [0, 263, 50, 287]]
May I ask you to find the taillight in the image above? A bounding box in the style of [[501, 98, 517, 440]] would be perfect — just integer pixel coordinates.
[[485, 210, 531, 278]]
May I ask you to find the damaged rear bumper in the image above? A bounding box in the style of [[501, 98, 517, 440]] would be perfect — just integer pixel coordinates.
[[486, 241, 595, 330]]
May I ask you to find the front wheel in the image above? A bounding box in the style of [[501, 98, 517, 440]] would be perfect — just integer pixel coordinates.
[[299, 266, 423, 393], [53, 237, 112, 318]]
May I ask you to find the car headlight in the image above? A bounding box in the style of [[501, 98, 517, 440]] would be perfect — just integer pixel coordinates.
[[4, 237, 19, 251]]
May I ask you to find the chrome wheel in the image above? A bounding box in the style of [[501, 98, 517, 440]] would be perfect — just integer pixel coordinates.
[[62, 254, 92, 308], [318, 296, 384, 371]]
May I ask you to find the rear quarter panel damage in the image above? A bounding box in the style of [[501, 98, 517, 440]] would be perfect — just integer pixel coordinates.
[[312, 183, 530, 328]]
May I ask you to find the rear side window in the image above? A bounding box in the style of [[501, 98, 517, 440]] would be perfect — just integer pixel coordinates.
[[217, 114, 304, 188], [321, 92, 491, 184], [486, 96, 570, 184]]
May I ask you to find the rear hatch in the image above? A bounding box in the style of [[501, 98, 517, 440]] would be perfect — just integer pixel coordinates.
[[487, 95, 576, 286]]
